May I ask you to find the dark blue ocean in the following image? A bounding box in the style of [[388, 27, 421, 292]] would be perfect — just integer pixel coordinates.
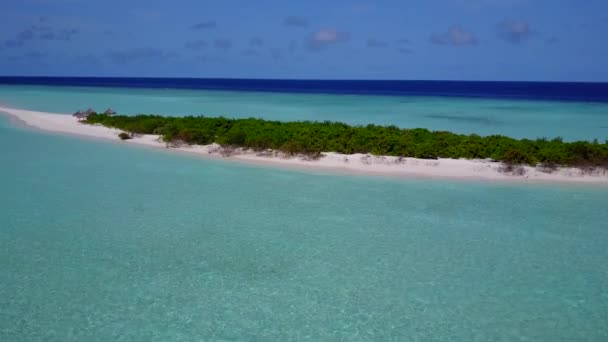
[[1, 76, 608, 102]]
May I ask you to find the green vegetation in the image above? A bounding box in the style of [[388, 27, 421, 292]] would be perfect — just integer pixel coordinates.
[[118, 132, 132, 140], [85, 113, 608, 168]]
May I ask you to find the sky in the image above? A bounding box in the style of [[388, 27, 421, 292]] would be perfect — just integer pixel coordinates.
[[0, 0, 607, 81]]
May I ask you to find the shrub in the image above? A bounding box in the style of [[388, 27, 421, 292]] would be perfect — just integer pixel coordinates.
[[219, 146, 238, 157], [537, 162, 558, 174], [83, 113, 608, 168], [502, 149, 534, 165], [498, 164, 527, 176], [302, 151, 323, 161], [118, 132, 132, 140]]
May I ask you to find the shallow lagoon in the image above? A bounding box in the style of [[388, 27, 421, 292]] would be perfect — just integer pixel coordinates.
[[1, 115, 607, 341]]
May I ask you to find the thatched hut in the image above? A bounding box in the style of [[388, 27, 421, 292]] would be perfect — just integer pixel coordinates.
[[72, 109, 95, 121], [73, 110, 88, 121], [103, 108, 116, 115]]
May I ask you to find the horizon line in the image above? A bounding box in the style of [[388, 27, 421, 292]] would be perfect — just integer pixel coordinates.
[[1, 75, 607, 85]]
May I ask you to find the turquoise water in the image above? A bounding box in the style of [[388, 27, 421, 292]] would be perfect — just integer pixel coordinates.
[[1, 85, 608, 141], [1, 113, 608, 340]]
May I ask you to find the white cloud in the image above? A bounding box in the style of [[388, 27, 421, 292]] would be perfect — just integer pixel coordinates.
[[430, 26, 477, 46], [498, 20, 534, 44], [308, 29, 350, 50]]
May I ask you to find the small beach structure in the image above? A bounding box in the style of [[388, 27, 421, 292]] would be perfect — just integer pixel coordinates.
[[103, 108, 116, 115], [72, 110, 86, 121], [72, 108, 96, 121]]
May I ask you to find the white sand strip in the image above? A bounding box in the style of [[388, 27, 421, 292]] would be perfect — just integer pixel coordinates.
[[1, 105, 607, 184]]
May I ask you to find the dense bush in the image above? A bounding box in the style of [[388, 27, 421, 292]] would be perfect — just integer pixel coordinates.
[[85, 113, 608, 167], [118, 132, 132, 140]]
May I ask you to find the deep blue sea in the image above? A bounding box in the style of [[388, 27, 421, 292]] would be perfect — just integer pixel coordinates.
[[2, 77, 608, 102], [1, 78, 608, 341]]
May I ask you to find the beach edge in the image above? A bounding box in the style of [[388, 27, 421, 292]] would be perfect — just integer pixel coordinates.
[[1, 105, 607, 185]]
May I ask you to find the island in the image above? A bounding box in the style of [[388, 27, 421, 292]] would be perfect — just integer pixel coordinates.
[[2, 105, 607, 184]]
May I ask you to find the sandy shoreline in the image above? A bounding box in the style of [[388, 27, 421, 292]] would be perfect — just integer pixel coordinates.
[[1, 105, 607, 184]]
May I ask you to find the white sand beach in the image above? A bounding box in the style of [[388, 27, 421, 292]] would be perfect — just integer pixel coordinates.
[[1, 105, 607, 184]]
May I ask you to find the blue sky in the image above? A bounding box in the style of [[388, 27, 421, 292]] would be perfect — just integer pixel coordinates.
[[1, 0, 607, 81]]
